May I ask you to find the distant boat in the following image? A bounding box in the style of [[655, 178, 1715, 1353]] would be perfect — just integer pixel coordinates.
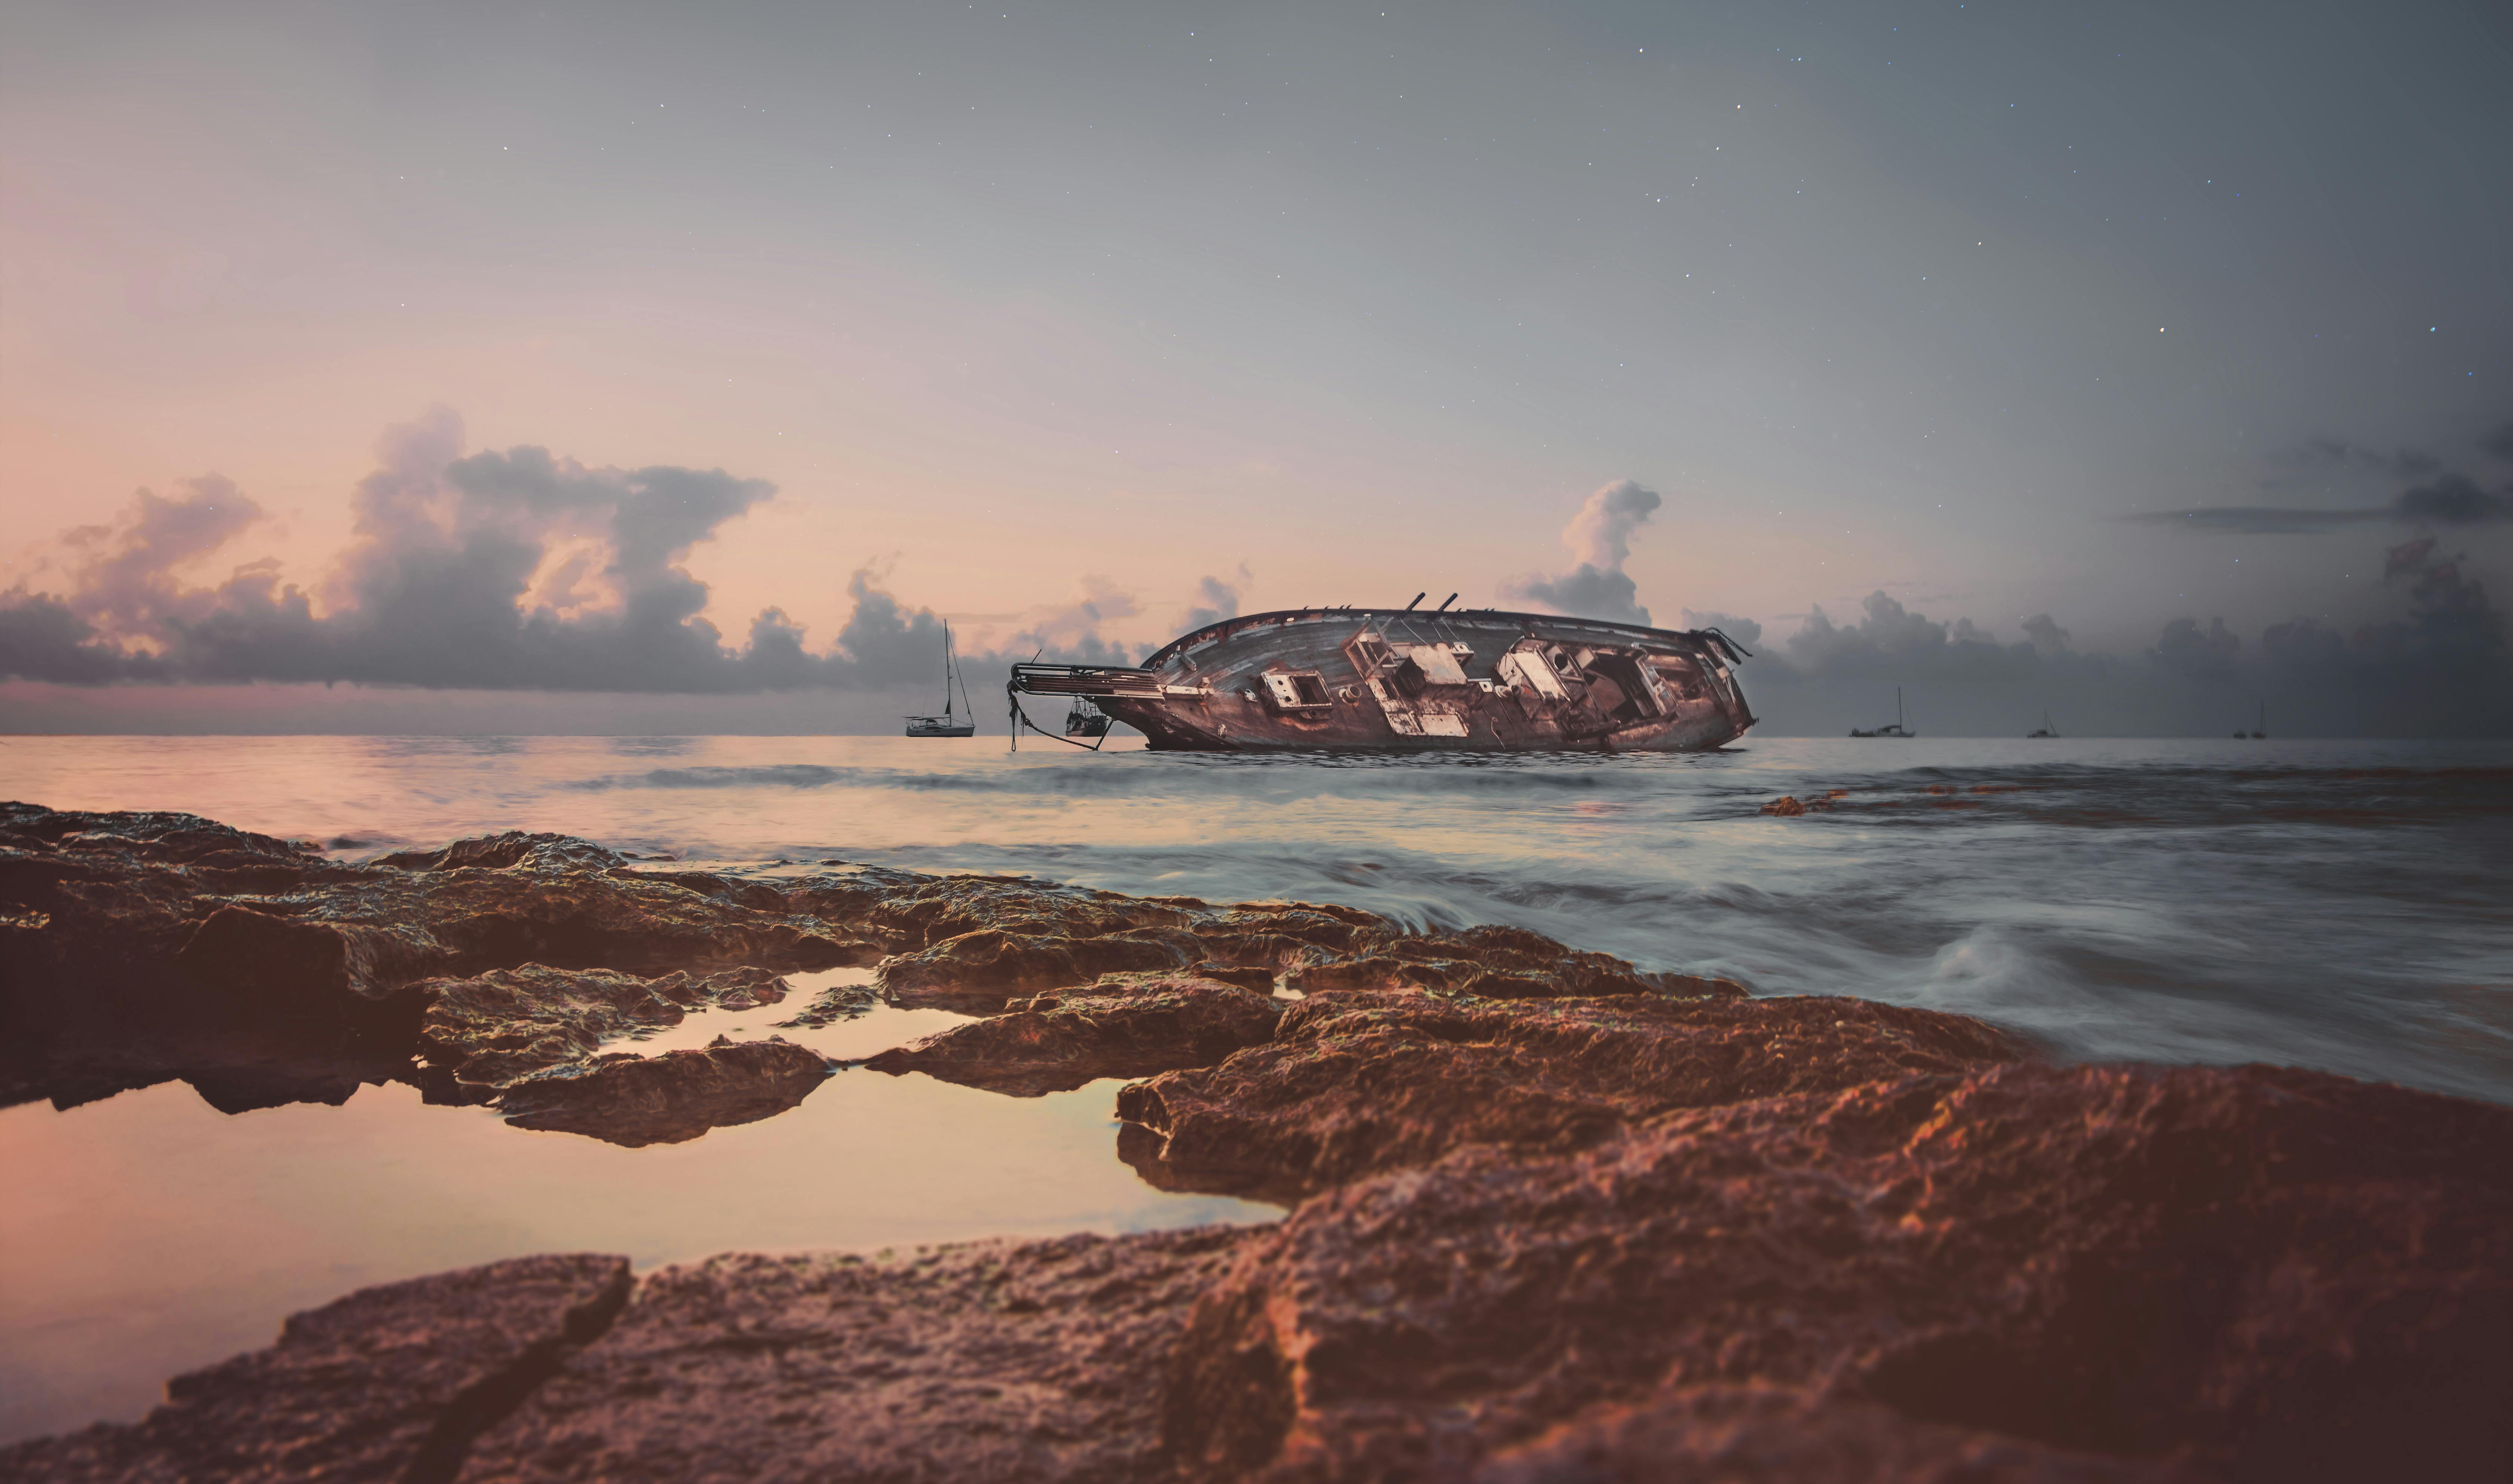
[[1064, 697, 1112, 738], [2026, 707, 2058, 739], [2234, 701, 2265, 740], [1851, 687, 1915, 738], [905, 622, 977, 738]]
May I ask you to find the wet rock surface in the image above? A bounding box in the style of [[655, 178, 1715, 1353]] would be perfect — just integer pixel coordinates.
[[1117, 987, 2029, 1202], [495, 1037, 834, 1147], [1469, 1387, 2209, 1483], [459, 1228, 1257, 1483], [1, 802, 1714, 1118], [10, 802, 2512, 1481], [0, 804, 874, 1117], [0, 1253, 632, 1483], [1161, 1061, 2513, 1483], [417, 964, 791, 1096], [864, 973, 1285, 1096]]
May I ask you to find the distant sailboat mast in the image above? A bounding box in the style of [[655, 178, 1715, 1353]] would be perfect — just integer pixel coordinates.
[[905, 622, 978, 738]]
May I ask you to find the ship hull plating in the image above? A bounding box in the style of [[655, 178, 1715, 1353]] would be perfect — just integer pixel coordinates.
[[1011, 608, 1755, 753]]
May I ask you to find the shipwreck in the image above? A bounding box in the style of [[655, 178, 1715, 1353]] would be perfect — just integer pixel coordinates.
[[1007, 601, 1756, 752]]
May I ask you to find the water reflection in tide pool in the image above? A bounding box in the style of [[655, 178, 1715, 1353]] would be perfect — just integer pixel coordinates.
[[0, 1054, 1274, 1445]]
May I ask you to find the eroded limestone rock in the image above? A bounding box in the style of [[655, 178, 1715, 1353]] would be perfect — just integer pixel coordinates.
[[0, 1254, 631, 1483], [863, 974, 1284, 1096], [1160, 1062, 2513, 1483], [457, 1229, 1258, 1483], [416, 964, 791, 1096], [495, 1038, 832, 1147], [1116, 988, 2028, 1202]]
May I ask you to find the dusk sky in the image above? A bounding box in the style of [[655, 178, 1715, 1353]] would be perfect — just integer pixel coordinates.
[[4, 0, 2507, 732]]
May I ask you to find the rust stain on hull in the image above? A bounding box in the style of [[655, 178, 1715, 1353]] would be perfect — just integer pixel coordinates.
[[1011, 608, 1756, 753]]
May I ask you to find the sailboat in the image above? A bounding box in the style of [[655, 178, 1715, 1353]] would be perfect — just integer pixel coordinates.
[[2233, 702, 2265, 740], [905, 622, 977, 738], [1850, 687, 1915, 738], [2026, 707, 2058, 739]]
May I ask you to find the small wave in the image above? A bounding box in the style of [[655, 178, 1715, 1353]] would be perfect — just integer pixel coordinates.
[[572, 764, 857, 790]]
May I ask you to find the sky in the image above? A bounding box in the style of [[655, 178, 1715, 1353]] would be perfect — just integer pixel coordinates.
[[2, 0, 2507, 734]]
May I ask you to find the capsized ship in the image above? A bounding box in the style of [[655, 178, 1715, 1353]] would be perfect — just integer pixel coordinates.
[[1007, 604, 1755, 752]]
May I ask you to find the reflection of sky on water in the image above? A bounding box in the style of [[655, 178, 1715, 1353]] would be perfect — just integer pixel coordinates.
[[0, 1058, 1272, 1445]]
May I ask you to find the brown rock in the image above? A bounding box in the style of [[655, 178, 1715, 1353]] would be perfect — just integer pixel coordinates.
[[1471, 1386, 2208, 1483], [1117, 989, 2028, 1202], [495, 1038, 832, 1147], [0, 1253, 630, 1483], [373, 831, 628, 874], [862, 974, 1284, 1096], [876, 925, 1204, 1011], [1280, 923, 1737, 1001], [1761, 795, 1808, 816], [0, 806, 873, 1113], [457, 1228, 1259, 1483], [415, 964, 790, 1095], [784, 868, 1200, 956], [1162, 1062, 2513, 1483]]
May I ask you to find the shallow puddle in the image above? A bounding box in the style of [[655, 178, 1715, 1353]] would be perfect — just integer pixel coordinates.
[[0, 1019, 1276, 1444], [619, 967, 952, 1060]]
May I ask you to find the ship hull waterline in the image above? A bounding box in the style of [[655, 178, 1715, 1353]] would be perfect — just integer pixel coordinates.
[[1009, 607, 1756, 754]]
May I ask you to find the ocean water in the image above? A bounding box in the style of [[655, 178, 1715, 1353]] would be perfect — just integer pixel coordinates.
[[3, 733, 2510, 1443]]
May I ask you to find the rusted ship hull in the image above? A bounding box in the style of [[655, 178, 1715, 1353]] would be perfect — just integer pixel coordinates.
[[1010, 608, 1755, 752]]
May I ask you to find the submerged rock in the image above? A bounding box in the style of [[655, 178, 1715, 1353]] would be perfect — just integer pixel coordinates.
[[459, 1228, 1258, 1484], [0, 1253, 631, 1483], [771, 974, 885, 1029], [863, 974, 1284, 1096], [495, 1038, 833, 1147], [1116, 988, 2028, 1202], [1161, 1061, 2513, 1483]]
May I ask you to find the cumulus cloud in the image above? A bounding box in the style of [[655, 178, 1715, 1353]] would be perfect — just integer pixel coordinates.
[[2150, 615, 2244, 679], [0, 409, 1134, 691], [1782, 591, 2043, 684], [1502, 479, 1661, 625], [1679, 609, 1762, 648], [1743, 537, 2507, 736], [2020, 613, 2072, 656], [1179, 564, 1253, 632], [1006, 575, 1143, 666]]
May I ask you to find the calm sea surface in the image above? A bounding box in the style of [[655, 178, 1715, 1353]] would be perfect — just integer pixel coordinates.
[[4, 733, 2510, 1442]]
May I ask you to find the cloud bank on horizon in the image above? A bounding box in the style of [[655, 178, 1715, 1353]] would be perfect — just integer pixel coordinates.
[[0, 411, 1225, 693], [2, 414, 2506, 735]]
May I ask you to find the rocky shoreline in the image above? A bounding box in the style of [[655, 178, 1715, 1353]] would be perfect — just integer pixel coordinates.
[[3, 801, 2507, 1481]]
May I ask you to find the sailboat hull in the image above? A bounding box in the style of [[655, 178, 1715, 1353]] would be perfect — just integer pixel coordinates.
[[905, 720, 975, 738]]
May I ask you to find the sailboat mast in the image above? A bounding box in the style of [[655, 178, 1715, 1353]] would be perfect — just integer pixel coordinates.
[[942, 623, 956, 718]]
